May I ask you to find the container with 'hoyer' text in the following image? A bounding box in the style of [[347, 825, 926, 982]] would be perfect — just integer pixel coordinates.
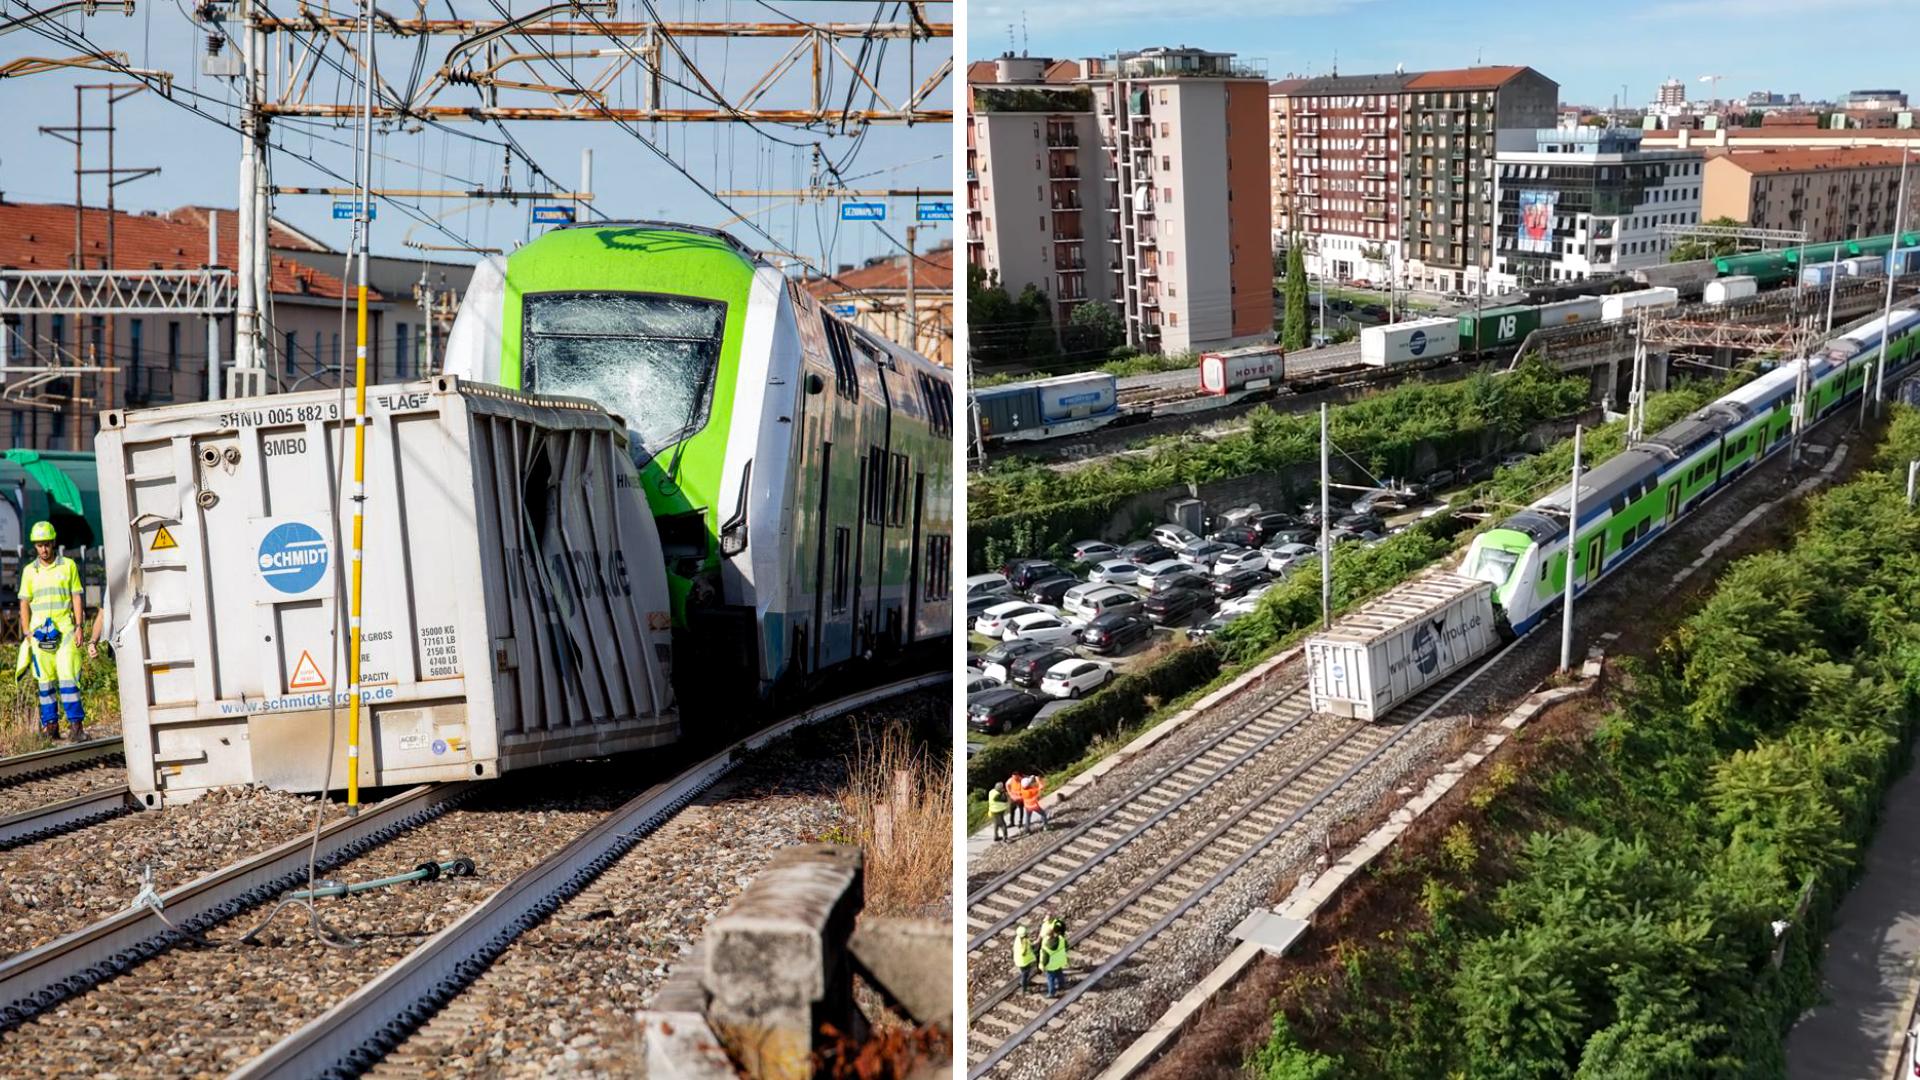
[[1305, 573, 1498, 721], [94, 376, 678, 807]]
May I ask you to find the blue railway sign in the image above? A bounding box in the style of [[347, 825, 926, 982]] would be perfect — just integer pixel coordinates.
[[840, 202, 886, 222], [532, 205, 576, 224], [917, 201, 953, 221]]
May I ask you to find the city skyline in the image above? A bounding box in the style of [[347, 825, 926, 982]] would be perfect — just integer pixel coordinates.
[[972, 0, 1920, 111]]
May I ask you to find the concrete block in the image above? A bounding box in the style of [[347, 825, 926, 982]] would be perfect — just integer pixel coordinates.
[[848, 917, 952, 1027], [705, 844, 865, 1080], [642, 946, 736, 1079]]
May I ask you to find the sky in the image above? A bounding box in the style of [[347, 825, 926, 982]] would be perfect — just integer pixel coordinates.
[[0, 0, 952, 273], [971, 0, 1920, 110]]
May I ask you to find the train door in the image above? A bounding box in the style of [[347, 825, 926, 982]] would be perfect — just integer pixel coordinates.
[[1665, 479, 1681, 523], [1584, 533, 1604, 585]]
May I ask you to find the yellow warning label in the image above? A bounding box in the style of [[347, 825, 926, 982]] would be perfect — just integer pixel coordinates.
[[149, 526, 178, 551], [289, 650, 328, 690]]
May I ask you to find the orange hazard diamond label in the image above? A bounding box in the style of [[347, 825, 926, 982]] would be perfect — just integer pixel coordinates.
[[289, 650, 328, 690]]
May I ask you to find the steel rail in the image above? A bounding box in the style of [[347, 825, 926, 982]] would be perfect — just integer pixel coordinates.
[[966, 696, 1312, 948], [967, 641, 1523, 1078], [0, 784, 137, 850], [234, 673, 946, 1080], [0, 736, 124, 788], [0, 781, 473, 1031], [967, 718, 1375, 1028], [967, 674, 1300, 907]]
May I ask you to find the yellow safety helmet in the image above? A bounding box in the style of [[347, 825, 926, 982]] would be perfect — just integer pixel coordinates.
[[28, 521, 55, 544]]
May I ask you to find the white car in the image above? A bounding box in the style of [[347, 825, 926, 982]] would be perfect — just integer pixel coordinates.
[[1220, 585, 1275, 617], [1069, 539, 1119, 563], [1136, 558, 1200, 590], [974, 600, 1046, 638], [1001, 612, 1082, 647], [1149, 523, 1201, 551], [1087, 558, 1142, 586], [1039, 658, 1112, 700], [1264, 542, 1318, 575], [1062, 583, 1144, 621], [1211, 548, 1270, 577], [966, 573, 1012, 600]]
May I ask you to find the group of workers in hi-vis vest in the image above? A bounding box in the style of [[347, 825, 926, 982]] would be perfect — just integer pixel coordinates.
[[986, 771, 1050, 842], [1012, 915, 1072, 998], [13, 521, 99, 743]]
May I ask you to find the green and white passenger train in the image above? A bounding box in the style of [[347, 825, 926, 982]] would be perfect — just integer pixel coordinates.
[[1461, 307, 1920, 636], [443, 222, 953, 700]]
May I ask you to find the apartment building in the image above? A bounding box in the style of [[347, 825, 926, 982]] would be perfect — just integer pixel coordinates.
[[1645, 127, 1920, 153], [1399, 67, 1559, 295], [1493, 127, 1703, 289], [1274, 71, 1414, 285], [1703, 148, 1913, 240], [966, 55, 1112, 320], [1267, 77, 1305, 248], [1271, 65, 1557, 296]]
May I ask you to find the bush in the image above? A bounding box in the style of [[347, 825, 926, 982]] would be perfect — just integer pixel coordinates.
[[965, 643, 1221, 795]]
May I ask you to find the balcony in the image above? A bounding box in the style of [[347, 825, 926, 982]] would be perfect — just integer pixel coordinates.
[[1052, 232, 1085, 243], [1052, 198, 1084, 211], [1139, 262, 1158, 278], [1046, 130, 1080, 148]]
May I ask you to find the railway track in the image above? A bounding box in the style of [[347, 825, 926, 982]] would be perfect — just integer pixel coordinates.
[[0, 738, 135, 850], [0, 675, 942, 1078], [964, 657, 1498, 1079]]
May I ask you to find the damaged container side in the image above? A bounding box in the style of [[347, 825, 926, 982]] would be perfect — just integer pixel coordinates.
[[95, 375, 678, 807], [1305, 573, 1496, 721]]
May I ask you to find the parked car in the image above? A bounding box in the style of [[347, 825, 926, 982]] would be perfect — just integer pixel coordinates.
[[1087, 558, 1143, 587], [975, 639, 1055, 684], [1007, 560, 1073, 593], [1002, 611, 1082, 647], [1211, 569, 1269, 599], [1137, 558, 1201, 590], [1039, 658, 1113, 700], [1063, 583, 1144, 621], [975, 601, 1047, 638], [1265, 528, 1315, 548], [1080, 612, 1154, 655], [1211, 549, 1271, 577], [1006, 646, 1078, 689], [1143, 587, 1212, 626], [1420, 467, 1458, 491], [1146, 571, 1214, 595], [1327, 526, 1382, 546], [966, 674, 999, 695], [1335, 511, 1386, 535], [1497, 451, 1529, 469], [968, 594, 1010, 620], [1118, 540, 1176, 566], [1068, 539, 1119, 563], [1149, 524, 1202, 551], [1025, 575, 1080, 606], [1350, 489, 1408, 516], [1264, 542, 1318, 574], [1208, 525, 1265, 549], [1180, 540, 1237, 568], [966, 688, 1044, 735], [1248, 512, 1302, 542], [1187, 615, 1235, 642], [1220, 585, 1275, 617], [966, 573, 1011, 601]]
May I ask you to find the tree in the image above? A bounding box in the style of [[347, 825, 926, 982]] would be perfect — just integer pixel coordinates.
[[1283, 241, 1310, 349], [1065, 300, 1126, 355], [1669, 216, 1746, 264], [967, 266, 1057, 368]]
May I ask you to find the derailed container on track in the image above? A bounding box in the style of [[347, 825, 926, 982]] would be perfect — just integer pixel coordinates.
[[1360, 317, 1458, 367], [1305, 573, 1497, 721], [1704, 275, 1758, 304], [95, 375, 678, 806]]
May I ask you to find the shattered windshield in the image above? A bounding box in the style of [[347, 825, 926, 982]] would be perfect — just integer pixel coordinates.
[[522, 293, 725, 462], [1466, 545, 1519, 587]]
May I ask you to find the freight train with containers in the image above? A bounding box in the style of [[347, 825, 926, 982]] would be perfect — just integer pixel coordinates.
[[95, 221, 952, 803], [970, 228, 1920, 449], [1305, 306, 1920, 720]]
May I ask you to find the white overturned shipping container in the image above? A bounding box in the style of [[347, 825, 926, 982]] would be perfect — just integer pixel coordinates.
[[96, 376, 678, 806], [1305, 573, 1497, 721]]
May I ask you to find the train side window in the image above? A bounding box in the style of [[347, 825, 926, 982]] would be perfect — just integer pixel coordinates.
[[889, 453, 910, 527], [867, 446, 887, 525], [924, 535, 950, 600], [831, 528, 851, 612], [821, 314, 859, 400]]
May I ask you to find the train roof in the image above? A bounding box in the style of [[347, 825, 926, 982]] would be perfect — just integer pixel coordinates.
[[1530, 445, 1668, 524]]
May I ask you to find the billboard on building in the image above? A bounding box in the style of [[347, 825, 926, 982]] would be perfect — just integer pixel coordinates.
[[1516, 190, 1558, 255]]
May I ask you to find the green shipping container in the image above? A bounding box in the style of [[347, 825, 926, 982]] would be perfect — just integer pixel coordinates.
[[1458, 304, 1540, 350]]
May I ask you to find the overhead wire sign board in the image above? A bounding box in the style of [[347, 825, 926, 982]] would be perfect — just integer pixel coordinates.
[[840, 202, 887, 221], [917, 201, 953, 221]]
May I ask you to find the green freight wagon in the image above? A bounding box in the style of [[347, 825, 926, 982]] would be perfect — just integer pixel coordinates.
[[1457, 304, 1540, 351]]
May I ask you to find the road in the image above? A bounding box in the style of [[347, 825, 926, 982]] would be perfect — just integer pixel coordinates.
[[1117, 341, 1367, 392], [1784, 756, 1920, 1079]]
